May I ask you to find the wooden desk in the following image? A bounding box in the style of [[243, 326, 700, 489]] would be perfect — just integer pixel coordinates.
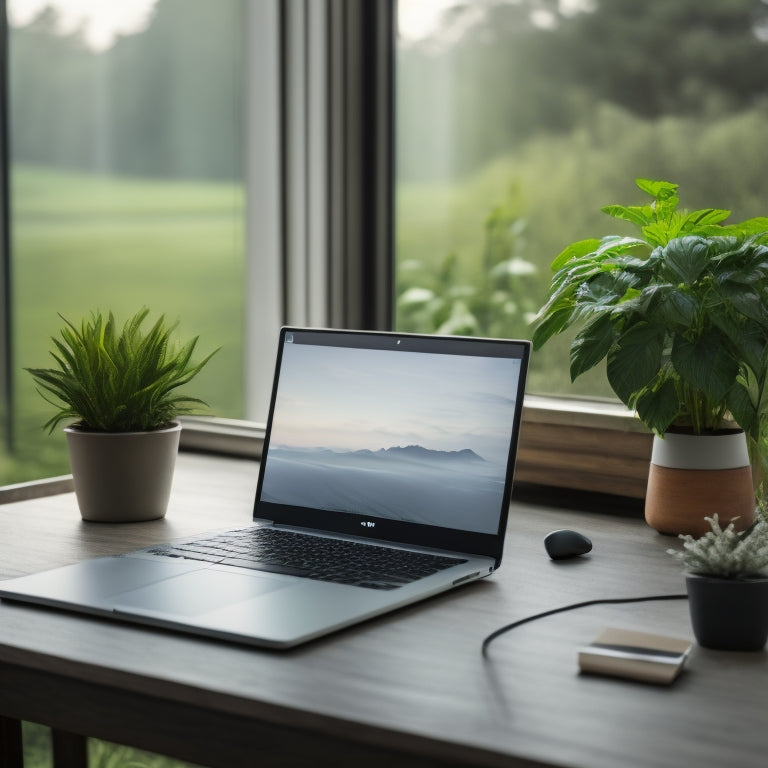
[[1, 452, 767, 768]]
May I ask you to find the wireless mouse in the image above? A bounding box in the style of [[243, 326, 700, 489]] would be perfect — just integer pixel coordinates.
[[544, 529, 592, 560]]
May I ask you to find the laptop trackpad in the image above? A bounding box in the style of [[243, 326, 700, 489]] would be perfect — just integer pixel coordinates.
[[113, 568, 291, 617]]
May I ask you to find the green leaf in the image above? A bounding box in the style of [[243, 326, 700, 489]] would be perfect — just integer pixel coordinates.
[[550, 260, 604, 291], [606, 323, 665, 405], [680, 208, 731, 230], [661, 236, 710, 284], [716, 266, 768, 285], [728, 381, 758, 441], [608, 286, 645, 317], [651, 196, 680, 224], [600, 205, 653, 228], [569, 313, 617, 380], [715, 282, 768, 326], [709, 312, 757, 366], [656, 287, 698, 328], [671, 329, 738, 403], [611, 283, 666, 318], [605, 254, 649, 271], [721, 216, 768, 236], [641, 220, 676, 247], [531, 306, 575, 349], [594, 235, 648, 257], [533, 278, 578, 323], [574, 270, 636, 308], [635, 178, 679, 201], [634, 376, 680, 435], [551, 238, 601, 271], [733, 326, 768, 379]]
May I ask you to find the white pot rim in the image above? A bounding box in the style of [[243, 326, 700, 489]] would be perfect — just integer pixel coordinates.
[[651, 430, 750, 470], [64, 420, 182, 438]]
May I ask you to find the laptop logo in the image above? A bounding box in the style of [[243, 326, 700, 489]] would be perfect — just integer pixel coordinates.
[[361, 521, 376, 529]]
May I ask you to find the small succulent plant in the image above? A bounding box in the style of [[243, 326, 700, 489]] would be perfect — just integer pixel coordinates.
[[668, 512, 768, 579]]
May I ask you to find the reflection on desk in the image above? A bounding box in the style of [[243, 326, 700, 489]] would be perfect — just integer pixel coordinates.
[[1, 452, 767, 768]]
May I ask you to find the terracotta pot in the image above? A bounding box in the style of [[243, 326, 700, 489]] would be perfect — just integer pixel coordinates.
[[65, 421, 181, 522], [645, 430, 754, 537], [686, 573, 768, 651]]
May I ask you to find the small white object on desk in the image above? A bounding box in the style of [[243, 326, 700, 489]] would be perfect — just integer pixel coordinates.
[[578, 627, 692, 685]]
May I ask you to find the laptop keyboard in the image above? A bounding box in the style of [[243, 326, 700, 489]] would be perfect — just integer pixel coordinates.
[[145, 527, 467, 591]]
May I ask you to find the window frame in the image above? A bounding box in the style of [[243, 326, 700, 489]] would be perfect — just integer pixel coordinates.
[[242, 0, 394, 421], [0, 0, 12, 454]]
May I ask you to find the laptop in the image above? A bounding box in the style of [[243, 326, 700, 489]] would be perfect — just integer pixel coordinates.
[[0, 327, 530, 648]]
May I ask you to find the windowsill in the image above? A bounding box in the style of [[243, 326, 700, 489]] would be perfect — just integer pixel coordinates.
[[180, 398, 653, 500], [516, 395, 652, 499], [0, 400, 651, 504], [179, 416, 266, 458], [522, 394, 648, 432]]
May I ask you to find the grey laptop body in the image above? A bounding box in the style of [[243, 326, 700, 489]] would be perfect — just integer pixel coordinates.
[[0, 328, 530, 648]]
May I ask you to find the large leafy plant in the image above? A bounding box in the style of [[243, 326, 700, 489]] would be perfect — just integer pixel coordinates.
[[26, 309, 218, 432], [531, 179, 768, 438]]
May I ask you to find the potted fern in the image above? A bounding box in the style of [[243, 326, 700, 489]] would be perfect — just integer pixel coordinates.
[[26, 309, 218, 522], [669, 513, 768, 650], [531, 179, 768, 536]]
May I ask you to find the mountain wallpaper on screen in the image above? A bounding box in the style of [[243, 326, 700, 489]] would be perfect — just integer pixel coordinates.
[[260, 341, 521, 535], [261, 443, 507, 533]]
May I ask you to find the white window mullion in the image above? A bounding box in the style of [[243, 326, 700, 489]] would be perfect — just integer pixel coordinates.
[[284, 0, 309, 327], [307, 0, 329, 327], [244, 0, 283, 422]]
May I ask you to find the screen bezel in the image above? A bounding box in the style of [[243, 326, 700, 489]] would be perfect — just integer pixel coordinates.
[[253, 327, 530, 567]]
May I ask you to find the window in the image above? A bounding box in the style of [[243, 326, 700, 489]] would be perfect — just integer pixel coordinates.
[[3, 0, 252, 482], [395, 0, 768, 398], [394, 0, 768, 496], [10, 2, 765, 498], [0, 0, 388, 485]]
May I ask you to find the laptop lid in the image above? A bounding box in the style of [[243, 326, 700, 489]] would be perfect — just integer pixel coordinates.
[[254, 328, 530, 567]]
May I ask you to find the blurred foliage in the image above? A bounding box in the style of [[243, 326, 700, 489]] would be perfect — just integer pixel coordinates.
[[397, 187, 538, 339], [396, 0, 768, 399], [397, 100, 768, 396], [10, 0, 244, 180], [22, 721, 200, 768], [398, 0, 768, 182], [4, 2, 247, 485]]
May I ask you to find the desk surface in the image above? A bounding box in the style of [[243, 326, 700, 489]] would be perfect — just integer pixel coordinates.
[[1, 452, 766, 768]]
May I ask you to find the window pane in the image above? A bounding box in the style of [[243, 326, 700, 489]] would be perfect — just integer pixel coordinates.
[[5, 0, 245, 482], [395, 0, 768, 396]]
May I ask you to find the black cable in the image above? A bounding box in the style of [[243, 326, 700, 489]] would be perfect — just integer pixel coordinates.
[[481, 594, 689, 657]]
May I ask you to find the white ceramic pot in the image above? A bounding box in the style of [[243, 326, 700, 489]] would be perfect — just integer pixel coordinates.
[[645, 429, 754, 536], [65, 421, 181, 522]]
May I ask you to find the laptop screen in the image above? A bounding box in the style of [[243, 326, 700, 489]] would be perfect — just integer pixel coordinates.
[[255, 329, 529, 559]]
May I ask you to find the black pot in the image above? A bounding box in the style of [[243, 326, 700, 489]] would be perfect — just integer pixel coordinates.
[[686, 573, 768, 651]]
